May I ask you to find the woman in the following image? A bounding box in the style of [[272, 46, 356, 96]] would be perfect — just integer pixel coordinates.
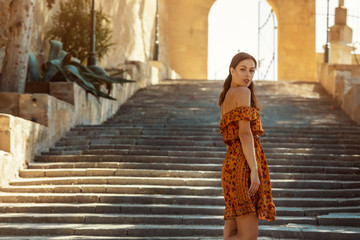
[[219, 52, 276, 240]]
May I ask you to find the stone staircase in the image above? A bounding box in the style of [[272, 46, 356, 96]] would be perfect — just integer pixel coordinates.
[[0, 80, 359, 239]]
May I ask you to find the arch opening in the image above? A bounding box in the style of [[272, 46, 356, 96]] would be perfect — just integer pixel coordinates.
[[207, 0, 278, 81]]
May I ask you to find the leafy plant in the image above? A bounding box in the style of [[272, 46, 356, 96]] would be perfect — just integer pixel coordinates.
[[28, 40, 133, 100], [46, 0, 113, 64]]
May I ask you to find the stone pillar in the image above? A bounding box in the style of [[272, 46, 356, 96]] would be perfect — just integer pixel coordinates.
[[163, 0, 215, 79], [267, 0, 317, 82], [329, 0, 353, 64]]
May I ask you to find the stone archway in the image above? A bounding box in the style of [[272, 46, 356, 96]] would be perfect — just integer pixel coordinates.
[[162, 0, 317, 82]]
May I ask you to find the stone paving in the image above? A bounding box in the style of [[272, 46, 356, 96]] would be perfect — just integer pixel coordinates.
[[0, 80, 359, 239]]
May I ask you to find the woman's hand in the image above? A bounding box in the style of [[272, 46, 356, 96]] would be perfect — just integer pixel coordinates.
[[249, 169, 260, 196]]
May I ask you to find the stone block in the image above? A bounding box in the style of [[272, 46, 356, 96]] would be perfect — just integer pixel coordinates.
[[0, 92, 20, 116], [329, 43, 353, 65], [330, 25, 353, 44], [19, 94, 49, 126], [0, 117, 11, 152], [334, 7, 347, 25], [49, 82, 76, 105], [342, 84, 360, 124]]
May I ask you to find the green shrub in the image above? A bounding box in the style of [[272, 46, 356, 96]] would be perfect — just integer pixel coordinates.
[[47, 0, 113, 64]]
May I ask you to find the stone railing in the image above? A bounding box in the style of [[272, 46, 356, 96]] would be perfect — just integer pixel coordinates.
[[319, 63, 360, 124], [0, 61, 180, 186]]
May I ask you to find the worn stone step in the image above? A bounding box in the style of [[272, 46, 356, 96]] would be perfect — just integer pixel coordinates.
[[0, 191, 358, 208], [47, 144, 360, 157], [2, 185, 360, 198], [48, 142, 360, 153], [36, 153, 360, 169], [0, 237, 295, 240], [23, 166, 221, 178], [0, 222, 358, 239], [0, 203, 308, 217], [303, 206, 360, 216], [0, 213, 316, 226], [10, 177, 360, 190], [59, 134, 360, 145], [72, 124, 360, 132], [0, 223, 223, 237], [258, 224, 360, 240], [10, 177, 220, 187], [24, 162, 360, 175], [317, 213, 360, 227], [43, 148, 360, 165], [64, 129, 360, 140], [38, 153, 360, 170], [0, 193, 225, 206], [1, 202, 356, 222], [31, 161, 223, 172], [20, 166, 360, 181], [0, 202, 225, 215], [55, 137, 360, 148]]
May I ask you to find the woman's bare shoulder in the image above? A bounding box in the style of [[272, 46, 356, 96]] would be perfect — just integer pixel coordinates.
[[227, 87, 251, 106], [221, 87, 251, 116]]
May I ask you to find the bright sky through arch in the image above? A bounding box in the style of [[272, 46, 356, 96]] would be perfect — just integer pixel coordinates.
[[208, 0, 360, 81]]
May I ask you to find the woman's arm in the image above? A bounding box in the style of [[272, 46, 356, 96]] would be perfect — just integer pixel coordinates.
[[234, 87, 260, 195]]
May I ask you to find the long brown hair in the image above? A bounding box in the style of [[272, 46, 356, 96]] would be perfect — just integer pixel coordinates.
[[218, 52, 261, 110]]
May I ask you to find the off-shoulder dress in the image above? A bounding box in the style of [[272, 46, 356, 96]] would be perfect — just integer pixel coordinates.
[[219, 106, 276, 221]]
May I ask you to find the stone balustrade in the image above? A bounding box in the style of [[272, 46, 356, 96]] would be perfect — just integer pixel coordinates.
[[319, 63, 360, 124]]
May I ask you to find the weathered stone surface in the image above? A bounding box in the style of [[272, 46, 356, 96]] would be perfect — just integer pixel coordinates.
[[267, 0, 317, 82], [0, 80, 359, 239], [0, 114, 48, 186], [319, 64, 360, 124]]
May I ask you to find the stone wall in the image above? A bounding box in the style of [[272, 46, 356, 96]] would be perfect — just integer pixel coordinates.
[[267, 0, 317, 82], [319, 63, 360, 124], [163, 0, 215, 80], [0, 0, 170, 72]]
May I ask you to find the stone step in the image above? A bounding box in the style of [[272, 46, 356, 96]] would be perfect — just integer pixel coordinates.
[[24, 166, 222, 178], [0, 203, 310, 217], [20, 166, 360, 182], [317, 213, 360, 227], [34, 153, 360, 168], [0, 236, 284, 240], [54, 137, 360, 147], [23, 162, 360, 175], [258, 224, 360, 240], [10, 177, 360, 189], [48, 142, 360, 154], [42, 148, 360, 165], [72, 123, 360, 131], [0, 191, 358, 208], [1, 185, 360, 198], [47, 144, 360, 156], [36, 153, 360, 169], [303, 206, 360, 216], [1, 201, 359, 219], [0, 223, 223, 237], [65, 126, 360, 135], [0, 213, 316, 226], [59, 133, 360, 143], [0, 223, 358, 239]]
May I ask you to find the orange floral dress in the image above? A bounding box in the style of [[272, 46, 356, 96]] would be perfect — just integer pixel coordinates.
[[220, 106, 276, 221]]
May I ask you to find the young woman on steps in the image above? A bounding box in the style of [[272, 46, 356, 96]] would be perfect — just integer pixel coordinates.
[[219, 52, 276, 240]]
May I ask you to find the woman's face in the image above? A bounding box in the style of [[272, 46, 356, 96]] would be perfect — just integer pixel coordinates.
[[230, 59, 256, 88]]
